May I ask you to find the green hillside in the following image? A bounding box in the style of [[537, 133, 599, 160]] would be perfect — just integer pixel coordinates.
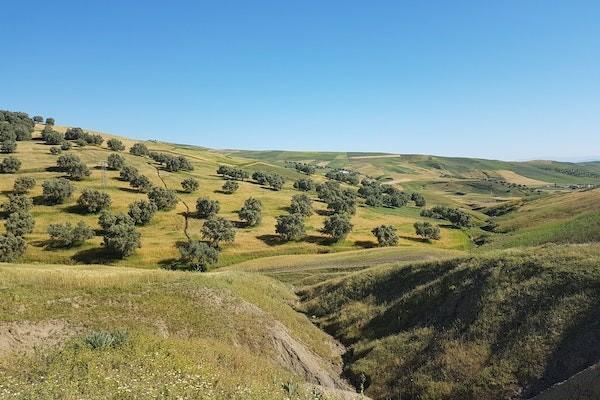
[[300, 244, 600, 400]]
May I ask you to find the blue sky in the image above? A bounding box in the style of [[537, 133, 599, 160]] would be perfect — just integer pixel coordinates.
[[1, 1, 599, 160]]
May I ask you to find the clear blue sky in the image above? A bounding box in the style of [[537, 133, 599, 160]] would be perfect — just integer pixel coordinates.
[[1, 1, 599, 160]]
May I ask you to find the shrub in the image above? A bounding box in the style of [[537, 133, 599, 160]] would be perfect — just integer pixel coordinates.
[[64, 127, 84, 140], [218, 165, 249, 181], [67, 162, 91, 180], [1, 140, 17, 153], [222, 180, 239, 194], [181, 177, 199, 193], [328, 193, 356, 215], [0, 156, 21, 173], [50, 146, 62, 155], [201, 217, 235, 248], [83, 133, 104, 146], [129, 143, 149, 156], [45, 117, 55, 125], [44, 130, 64, 145], [47, 221, 94, 248], [84, 330, 128, 350], [75, 138, 87, 147], [60, 141, 72, 151], [119, 165, 139, 181], [98, 211, 134, 231], [322, 213, 353, 242], [293, 178, 314, 191], [325, 169, 360, 185], [57, 154, 90, 180], [33, 115, 43, 123], [14, 126, 31, 141], [196, 197, 220, 218], [411, 192, 426, 207], [77, 189, 111, 213], [275, 214, 305, 241], [0, 233, 27, 262], [3, 193, 32, 214], [56, 154, 81, 171], [372, 225, 399, 246], [107, 153, 125, 170], [176, 240, 219, 271], [13, 176, 36, 194], [165, 155, 193, 172], [289, 194, 312, 217], [5, 211, 35, 236], [414, 221, 441, 240], [107, 138, 125, 151], [147, 187, 178, 210], [128, 200, 157, 226], [42, 179, 74, 204], [252, 171, 270, 185], [129, 175, 153, 192], [420, 206, 471, 228], [102, 221, 141, 258], [267, 174, 285, 191], [237, 197, 262, 227]]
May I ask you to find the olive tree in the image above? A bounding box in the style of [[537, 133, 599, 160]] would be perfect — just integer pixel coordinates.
[[289, 194, 312, 217], [3, 193, 32, 214], [414, 221, 441, 241], [222, 180, 239, 194], [411, 192, 426, 207], [129, 143, 149, 156], [102, 221, 141, 258], [0, 233, 27, 262], [107, 138, 125, 151], [1, 140, 17, 153], [293, 178, 314, 192], [201, 216, 235, 248], [47, 221, 94, 248], [5, 211, 35, 236], [44, 130, 64, 145], [176, 240, 219, 271], [237, 197, 262, 227], [275, 214, 305, 241], [181, 177, 199, 193], [0, 156, 21, 173], [42, 179, 74, 204], [119, 165, 139, 181], [128, 200, 157, 226], [77, 189, 112, 213], [371, 225, 399, 246], [196, 197, 220, 218], [322, 213, 353, 242], [130, 175, 153, 192], [147, 187, 178, 210], [13, 176, 36, 193], [107, 153, 125, 170]]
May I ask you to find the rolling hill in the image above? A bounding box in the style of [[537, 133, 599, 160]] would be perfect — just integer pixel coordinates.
[[1, 110, 600, 399]]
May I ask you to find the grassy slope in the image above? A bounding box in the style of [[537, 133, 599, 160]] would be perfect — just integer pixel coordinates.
[[0, 263, 345, 399], [300, 244, 600, 400], [488, 189, 600, 248], [0, 125, 474, 269]]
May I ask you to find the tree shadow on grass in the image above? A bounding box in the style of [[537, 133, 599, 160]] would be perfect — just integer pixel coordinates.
[[316, 209, 332, 216], [32, 196, 47, 206], [355, 240, 376, 249], [256, 234, 282, 246], [399, 235, 430, 244], [303, 234, 332, 246], [63, 205, 89, 215], [119, 187, 141, 194], [72, 247, 119, 264]]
